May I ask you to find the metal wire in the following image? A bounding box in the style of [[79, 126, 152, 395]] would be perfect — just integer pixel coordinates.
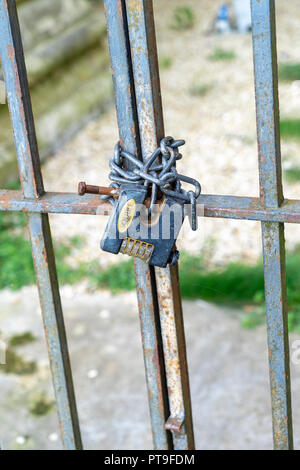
[[102, 137, 201, 230]]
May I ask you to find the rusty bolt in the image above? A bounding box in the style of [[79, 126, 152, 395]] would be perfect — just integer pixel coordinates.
[[78, 182, 120, 198], [78, 182, 87, 195]]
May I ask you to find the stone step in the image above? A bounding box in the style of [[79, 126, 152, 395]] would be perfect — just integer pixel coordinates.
[[0, 46, 112, 186], [0, 1, 111, 185], [19, 0, 94, 51], [25, 11, 106, 85]]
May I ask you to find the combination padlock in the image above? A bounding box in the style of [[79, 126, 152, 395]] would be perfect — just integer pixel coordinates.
[[100, 184, 185, 268], [78, 137, 201, 268]]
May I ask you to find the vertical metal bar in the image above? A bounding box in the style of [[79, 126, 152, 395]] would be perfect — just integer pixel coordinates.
[[0, 0, 82, 450], [154, 267, 194, 450], [126, 0, 195, 450], [104, 0, 171, 450], [251, 0, 293, 449]]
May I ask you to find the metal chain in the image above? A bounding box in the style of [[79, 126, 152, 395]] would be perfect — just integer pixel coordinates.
[[102, 137, 201, 230]]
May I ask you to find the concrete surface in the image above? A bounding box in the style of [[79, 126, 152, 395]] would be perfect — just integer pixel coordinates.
[[0, 285, 300, 450]]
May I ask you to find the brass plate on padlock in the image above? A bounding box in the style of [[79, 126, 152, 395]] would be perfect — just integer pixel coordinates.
[[118, 199, 136, 233]]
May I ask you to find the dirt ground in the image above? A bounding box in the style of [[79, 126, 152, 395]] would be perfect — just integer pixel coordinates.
[[1, 285, 300, 450], [42, 0, 300, 268]]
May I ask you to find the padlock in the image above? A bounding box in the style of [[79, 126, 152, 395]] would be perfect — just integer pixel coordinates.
[[78, 137, 200, 268], [100, 183, 185, 268]]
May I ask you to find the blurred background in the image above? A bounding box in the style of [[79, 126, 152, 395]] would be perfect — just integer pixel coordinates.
[[1, 0, 300, 450]]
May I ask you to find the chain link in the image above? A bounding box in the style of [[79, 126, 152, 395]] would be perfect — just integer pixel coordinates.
[[102, 137, 201, 230]]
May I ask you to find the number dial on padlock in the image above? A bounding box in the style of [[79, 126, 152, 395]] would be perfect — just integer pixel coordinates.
[[100, 184, 185, 268]]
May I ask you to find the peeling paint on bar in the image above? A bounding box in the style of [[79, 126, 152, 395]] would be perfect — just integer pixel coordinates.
[[126, 0, 195, 450], [4, 191, 300, 225], [104, 0, 171, 450], [0, 0, 82, 450], [251, 0, 293, 450]]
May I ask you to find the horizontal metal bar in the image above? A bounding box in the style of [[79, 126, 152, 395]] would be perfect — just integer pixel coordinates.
[[199, 195, 300, 224], [3, 190, 300, 224], [0, 190, 112, 215]]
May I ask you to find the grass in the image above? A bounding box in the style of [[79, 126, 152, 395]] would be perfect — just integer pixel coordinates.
[[9, 332, 36, 347], [29, 392, 55, 417], [189, 84, 212, 98], [278, 63, 300, 82], [86, 250, 300, 333], [3, 201, 300, 332], [84, 250, 298, 309], [0, 205, 87, 290], [0, 212, 35, 290], [284, 166, 300, 184], [179, 253, 265, 303], [159, 56, 173, 70], [170, 7, 195, 31], [240, 308, 265, 329], [1, 348, 37, 375], [209, 48, 236, 62], [280, 119, 300, 140]]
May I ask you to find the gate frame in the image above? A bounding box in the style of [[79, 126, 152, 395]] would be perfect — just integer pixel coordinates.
[[0, 0, 294, 450]]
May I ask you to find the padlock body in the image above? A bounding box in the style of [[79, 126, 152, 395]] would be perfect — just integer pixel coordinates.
[[101, 184, 147, 255], [101, 184, 185, 268]]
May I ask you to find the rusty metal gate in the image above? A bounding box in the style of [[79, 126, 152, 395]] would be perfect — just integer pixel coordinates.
[[0, 0, 295, 450]]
